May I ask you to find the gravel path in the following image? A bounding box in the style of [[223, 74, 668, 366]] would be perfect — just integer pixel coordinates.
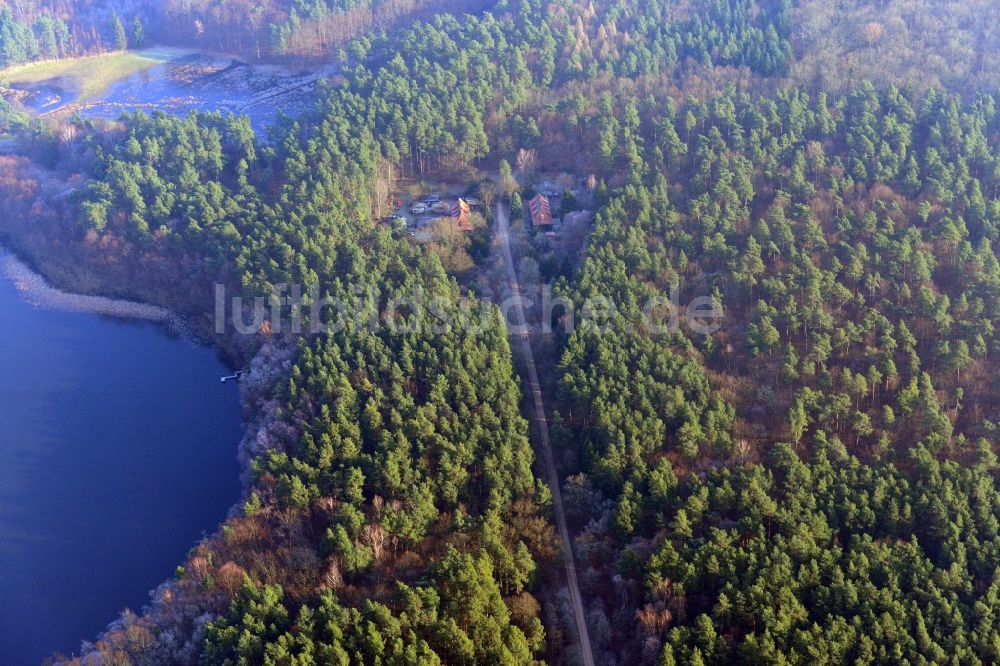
[[495, 204, 596, 666]]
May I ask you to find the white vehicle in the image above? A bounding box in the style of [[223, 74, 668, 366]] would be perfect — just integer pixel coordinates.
[[410, 203, 427, 214]]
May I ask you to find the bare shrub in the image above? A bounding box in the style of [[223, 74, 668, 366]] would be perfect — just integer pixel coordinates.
[[862, 21, 884, 46], [636, 603, 673, 637], [216, 561, 247, 598]]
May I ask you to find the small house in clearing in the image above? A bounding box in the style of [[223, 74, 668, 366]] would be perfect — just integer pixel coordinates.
[[451, 198, 474, 231], [528, 193, 553, 228]]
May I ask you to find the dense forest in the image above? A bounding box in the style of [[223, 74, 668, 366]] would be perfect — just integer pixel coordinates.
[[792, 0, 1000, 93], [0, 0, 152, 66], [5, 0, 997, 71], [0, 7, 71, 65], [553, 79, 1000, 664], [2, 0, 1000, 663], [0, 0, 493, 65]]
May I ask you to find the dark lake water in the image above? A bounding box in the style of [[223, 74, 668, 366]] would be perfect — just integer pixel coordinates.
[[0, 265, 242, 665]]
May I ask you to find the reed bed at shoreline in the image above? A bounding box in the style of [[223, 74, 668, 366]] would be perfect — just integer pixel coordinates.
[[1, 251, 179, 325]]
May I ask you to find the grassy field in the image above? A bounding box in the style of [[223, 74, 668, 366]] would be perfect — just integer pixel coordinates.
[[0, 52, 166, 104]]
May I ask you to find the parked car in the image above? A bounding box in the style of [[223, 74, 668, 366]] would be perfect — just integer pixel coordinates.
[[410, 203, 427, 214], [421, 194, 441, 204]]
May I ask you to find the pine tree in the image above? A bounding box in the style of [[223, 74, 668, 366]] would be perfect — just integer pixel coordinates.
[[132, 17, 144, 49], [112, 12, 128, 51]]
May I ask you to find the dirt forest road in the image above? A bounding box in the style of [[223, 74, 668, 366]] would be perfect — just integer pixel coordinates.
[[495, 203, 595, 666]]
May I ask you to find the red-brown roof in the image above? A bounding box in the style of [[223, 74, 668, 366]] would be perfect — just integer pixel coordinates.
[[528, 193, 553, 227], [452, 198, 473, 231]]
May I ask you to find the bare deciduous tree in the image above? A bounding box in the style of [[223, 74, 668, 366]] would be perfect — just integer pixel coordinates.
[[862, 21, 884, 46], [216, 561, 247, 597], [361, 523, 388, 562], [636, 603, 673, 637], [516, 148, 538, 178], [321, 557, 343, 590], [479, 180, 497, 209]]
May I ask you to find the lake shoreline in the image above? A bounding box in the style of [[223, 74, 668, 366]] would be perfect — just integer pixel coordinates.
[[0, 242, 275, 665], [1, 250, 179, 325], [0, 252, 244, 665], [0, 223, 251, 368]]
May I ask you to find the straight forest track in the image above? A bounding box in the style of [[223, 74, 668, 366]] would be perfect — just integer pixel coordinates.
[[494, 203, 595, 666]]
